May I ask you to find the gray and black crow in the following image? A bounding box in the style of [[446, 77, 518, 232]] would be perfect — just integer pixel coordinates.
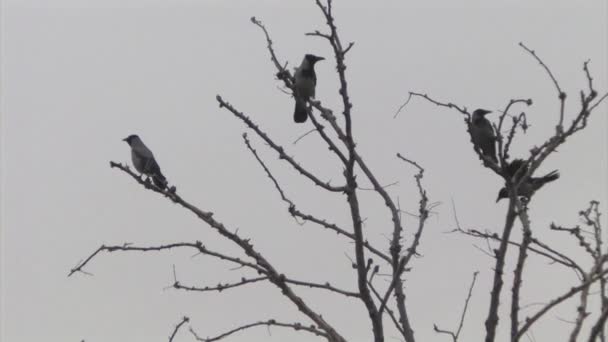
[[470, 109, 498, 163], [293, 54, 324, 123], [123, 134, 168, 189], [496, 159, 559, 202]]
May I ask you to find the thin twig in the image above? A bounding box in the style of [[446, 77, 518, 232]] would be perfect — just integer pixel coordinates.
[[169, 316, 190, 342], [190, 319, 328, 341]]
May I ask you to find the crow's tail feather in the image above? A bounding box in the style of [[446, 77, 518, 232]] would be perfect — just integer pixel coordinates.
[[294, 97, 308, 123], [153, 172, 168, 189], [542, 170, 560, 184]]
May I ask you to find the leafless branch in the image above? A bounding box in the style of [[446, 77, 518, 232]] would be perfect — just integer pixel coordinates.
[[190, 319, 329, 341], [459, 228, 583, 275], [216, 97, 346, 193], [293, 128, 317, 145], [169, 316, 190, 342], [519, 42, 566, 128], [69, 241, 264, 277], [103, 162, 348, 342], [250, 16, 293, 85], [242, 133, 390, 263], [516, 262, 608, 339], [433, 271, 479, 342], [588, 304, 608, 342], [511, 200, 533, 340], [485, 200, 519, 342], [173, 277, 268, 293], [399, 92, 469, 117], [551, 223, 597, 259]]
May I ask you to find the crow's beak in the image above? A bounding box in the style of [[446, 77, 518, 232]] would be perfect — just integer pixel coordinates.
[[122, 137, 128, 142], [496, 195, 503, 203], [316, 56, 325, 62]]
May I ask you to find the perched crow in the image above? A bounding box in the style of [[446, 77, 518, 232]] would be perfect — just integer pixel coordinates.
[[496, 159, 559, 202], [293, 54, 324, 123], [470, 109, 498, 163], [505, 158, 528, 180], [123, 134, 168, 189]]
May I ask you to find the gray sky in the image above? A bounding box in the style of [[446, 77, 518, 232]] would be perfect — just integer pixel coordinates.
[[1, 0, 607, 341]]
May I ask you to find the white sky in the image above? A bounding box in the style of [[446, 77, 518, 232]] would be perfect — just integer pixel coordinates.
[[1, 1, 607, 341]]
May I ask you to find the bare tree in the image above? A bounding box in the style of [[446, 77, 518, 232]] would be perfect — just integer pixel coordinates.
[[69, 1, 608, 341]]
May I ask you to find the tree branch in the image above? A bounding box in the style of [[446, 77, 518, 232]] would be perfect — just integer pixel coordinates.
[[169, 316, 190, 342], [106, 161, 348, 342], [242, 133, 390, 263], [433, 271, 479, 342], [69, 241, 264, 277], [216, 97, 346, 193], [516, 262, 608, 339], [190, 319, 329, 341]]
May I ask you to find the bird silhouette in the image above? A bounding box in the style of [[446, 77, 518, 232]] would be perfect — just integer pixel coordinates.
[[496, 159, 559, 202], [123, 134, 168, 189], [470, 109, 498, 163], [293, 54, 324, 123]]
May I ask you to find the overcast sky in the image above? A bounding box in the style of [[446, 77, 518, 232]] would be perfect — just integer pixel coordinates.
[[1, 1, 607, 341]]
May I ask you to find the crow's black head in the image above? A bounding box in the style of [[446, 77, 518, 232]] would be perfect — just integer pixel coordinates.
[[496, 188, 509, 202], [122, 134, 139, 145], [305, 54, 325, 64], [472, 109, 492, 117]]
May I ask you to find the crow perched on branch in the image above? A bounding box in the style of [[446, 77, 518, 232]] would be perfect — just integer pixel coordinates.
[[470, 109, 498, 163], [496, 159, 559, 202], [293, 54, 324, 123], [123, 134, 168, 189]]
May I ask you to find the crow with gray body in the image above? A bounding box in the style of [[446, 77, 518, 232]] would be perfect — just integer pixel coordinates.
[[470, 109, 498, 163], [293, 54, 324, 123], [123, 134, 168, 189], [496, 158, 559, 202]]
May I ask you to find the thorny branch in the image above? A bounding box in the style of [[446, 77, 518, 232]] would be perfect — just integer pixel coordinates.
[[69, 241, 264, 277], [518, 42, 567, 129], [516, 262, 608, 339], [433, 271, 479, 342], [95, 162, 348, 342], [458, 228, 584, 277], [169, 316, 189, 342], [376, 154, 431, 320], [173, 277, 268, 294], [242, 133, 390, 263], [190, 319, 329, 341], [216, 96, 346, 193], [510, 199, 532, 341]]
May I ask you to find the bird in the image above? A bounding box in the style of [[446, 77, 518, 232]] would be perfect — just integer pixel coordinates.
[[123, 134, 168, 189], [469, 109, 498, 163], [293, 54, 324, 123], [496, 159, 559, 202], [505, 158, 528, 181]]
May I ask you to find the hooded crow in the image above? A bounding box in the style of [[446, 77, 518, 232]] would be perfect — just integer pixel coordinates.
[[123, 134, 168, 189], [496, 159, 559, 202], [293, 54, 324, 123], [470, 109, 498, 163]]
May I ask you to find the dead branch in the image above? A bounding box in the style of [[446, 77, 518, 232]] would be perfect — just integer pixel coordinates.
[[103, 162, 348, 342], [511, 200, 533, 341], [69, 241, 264, 277], [433, 271, 479, 342], [190, 319, 328, 341], [216, 96, 346, 193], [242, 133, 390, 263], [518, 42, 566, 128], [169, 316, 189, 342], [516, 261, 608, 339], [173, 277, 268, 293]]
